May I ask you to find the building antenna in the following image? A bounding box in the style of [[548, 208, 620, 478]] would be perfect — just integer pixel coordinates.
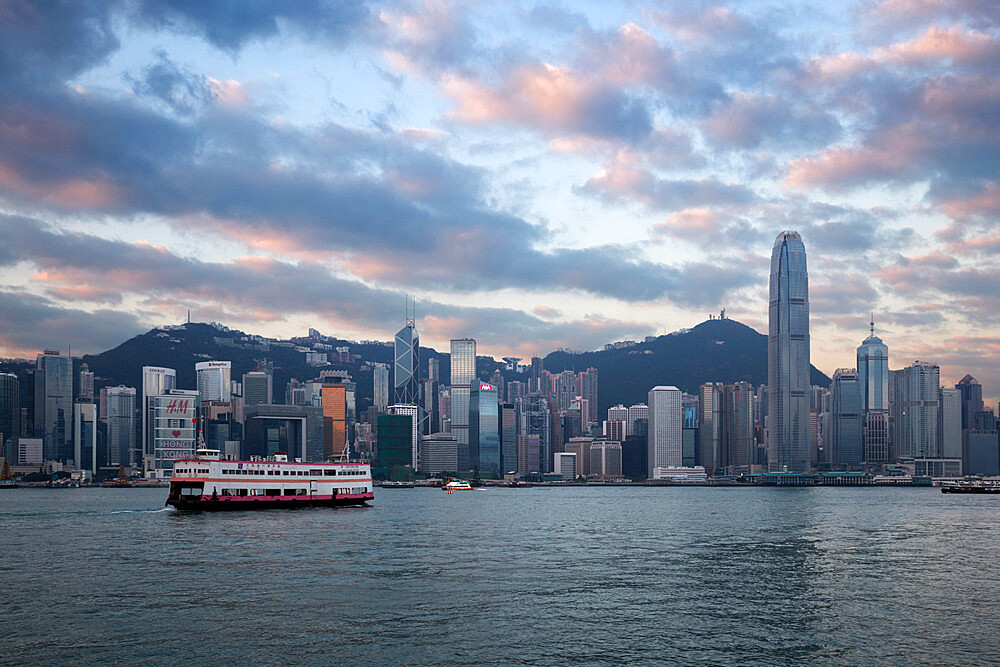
[[870, 312, 875, 336]]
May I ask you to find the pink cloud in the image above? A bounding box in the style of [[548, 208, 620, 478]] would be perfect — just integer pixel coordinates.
[[785, 123, 929, 188], [651, 208, 718, 242], [938, 181, 1000, 219]]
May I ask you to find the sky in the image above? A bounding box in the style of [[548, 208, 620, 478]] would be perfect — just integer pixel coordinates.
[[0, 0, 998, 402]]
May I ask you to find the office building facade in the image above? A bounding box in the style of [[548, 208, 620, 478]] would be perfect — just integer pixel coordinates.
[[195, 361, 231, 402], [394, 320, 420, 405], [890, 361, 940, 459], [35, 350, 72, 461], [648, 386, 682, 476], [450, 338, 476, 469], [107, 385, 137, 468], [830, 369, 863, 467], [767, 230, 811, 472], [0, 373, 19, 464], [142, 366, 176, 465]]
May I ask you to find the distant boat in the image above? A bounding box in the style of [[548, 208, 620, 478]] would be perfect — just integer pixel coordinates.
[[443, 480, 473, 492], [381, 481, 415, 489], [0, 459, 16, 488], [941, 481, 1000, 494]]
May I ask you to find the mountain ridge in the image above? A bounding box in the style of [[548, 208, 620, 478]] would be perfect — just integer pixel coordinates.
[[1, 318, 831, 418]]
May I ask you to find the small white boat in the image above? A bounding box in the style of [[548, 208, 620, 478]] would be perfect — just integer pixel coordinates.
[[443, 480, 474, 493]]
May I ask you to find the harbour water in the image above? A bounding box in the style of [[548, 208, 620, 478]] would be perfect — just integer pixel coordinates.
[[2, 486, 998, 664]]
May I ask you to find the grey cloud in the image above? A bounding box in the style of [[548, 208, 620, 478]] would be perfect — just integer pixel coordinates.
[[0, 289, 144, 355], [700, 93, 841, 149], [126, 51, 212, 116], [0, 0, 120, 84], [131, 0, 370, 51], [0, 75, 702, 303], [0, 216, 654, 353]]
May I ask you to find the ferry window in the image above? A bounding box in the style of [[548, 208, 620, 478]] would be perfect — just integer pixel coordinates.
[[309, 469, 322, 475], [324, 470, 336, 476]]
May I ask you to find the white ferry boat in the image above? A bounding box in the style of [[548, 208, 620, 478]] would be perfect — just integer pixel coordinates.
[[166, 449, 373, 511]]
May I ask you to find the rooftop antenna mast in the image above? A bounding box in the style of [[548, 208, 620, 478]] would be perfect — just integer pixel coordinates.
[[870, 312, 875, 336]]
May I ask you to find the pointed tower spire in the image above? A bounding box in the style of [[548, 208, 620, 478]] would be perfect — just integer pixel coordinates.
[[870, 312, 875, 337]]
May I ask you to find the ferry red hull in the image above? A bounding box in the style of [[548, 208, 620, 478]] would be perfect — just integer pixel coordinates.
[[166, 492, 374, 511]]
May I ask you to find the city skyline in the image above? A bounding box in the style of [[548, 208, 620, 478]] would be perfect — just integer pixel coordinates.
[[0, 2, 998, 406]]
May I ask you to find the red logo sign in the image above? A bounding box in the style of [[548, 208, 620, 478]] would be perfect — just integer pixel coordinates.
[[165, 399, 190, 414], [171, 430, 181, 438], [480, 383, 493, 391]]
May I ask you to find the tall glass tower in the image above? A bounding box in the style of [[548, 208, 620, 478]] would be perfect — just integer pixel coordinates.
[[856, 317, 889, 412], [394, 319, 419, 405], [450, 338, 476, 469], [857, 318, 890, 464], [767, 231, 811, 472]]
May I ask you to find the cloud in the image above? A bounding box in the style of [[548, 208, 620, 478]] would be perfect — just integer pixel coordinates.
[[0, 215, 660, 355], [0, 289, 144, 358], [700, 92, 840, 149], [582, 151, 756, 210], [442, 64, 653, 142], [131, 0, 370, 51], [0, 1, 119, 83]]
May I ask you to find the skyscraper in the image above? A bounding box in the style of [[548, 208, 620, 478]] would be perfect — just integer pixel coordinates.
[[322, 384, 348, 459], [956, 375, 983, 431], [470, 383, 499, 475], [387, 403, 419, 470], [767, 231, 811, 472], [857, 318, 889, 412], [35, 350, 73, 462], [627, 403, 648, 437], [196, 361, 231, 402], [242, 370, 272, 407], [106, 385, 137, 467], [450, 338, 476, 468], [939, 387, 962, 460], [73, 400, 97, 473], [153, 389, 198, 478], [555, 370, 576, 412], [648, 386, 682, 476], [427, 357, 440, 383], [142, 366, 176, 465], [394, 318, 419, 405], [78, 364, 94, 401], [830, 369, 863, 467], [373, 363, 389, 411], [578, 367, 598, 424], [890, 361, 940, 459], [0, 373, 19, 464], [857, 319, 890, 466], [500, 402, 517, 474], [517, 394, 551, 473], [698, 382, 754, 475]]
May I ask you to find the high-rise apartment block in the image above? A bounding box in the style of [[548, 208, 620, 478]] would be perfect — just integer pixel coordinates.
[[767, 231, 811, 472]]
